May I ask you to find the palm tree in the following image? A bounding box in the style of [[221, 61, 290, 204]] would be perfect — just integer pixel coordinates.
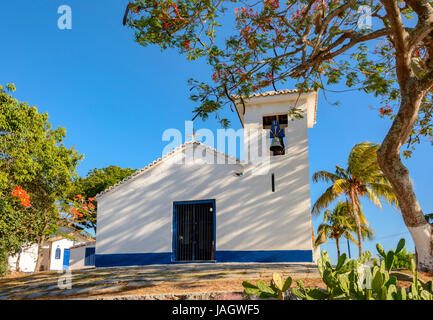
[[314, 202, 374, 259], [312, 142, 398, 257]]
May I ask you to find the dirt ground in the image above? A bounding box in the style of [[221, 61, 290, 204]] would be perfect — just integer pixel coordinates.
[[2, 266, 432, 300], [56, 277, 325, 299], [80, 271, 433, 298]]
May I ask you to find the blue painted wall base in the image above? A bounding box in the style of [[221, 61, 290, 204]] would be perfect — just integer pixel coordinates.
[[95, 250, 313, 267]]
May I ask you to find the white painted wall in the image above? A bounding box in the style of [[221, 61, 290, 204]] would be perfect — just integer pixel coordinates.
[[49, 239, 75, 271], [8, 244, 39, 272], [69, 243, 96, 270], [96, 92, 316, 258]]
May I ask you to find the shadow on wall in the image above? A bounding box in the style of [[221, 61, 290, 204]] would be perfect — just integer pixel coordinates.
[[96, 139, 312, 254]]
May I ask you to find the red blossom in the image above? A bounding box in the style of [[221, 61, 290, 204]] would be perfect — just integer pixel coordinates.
[[11, 186, 31, 208]]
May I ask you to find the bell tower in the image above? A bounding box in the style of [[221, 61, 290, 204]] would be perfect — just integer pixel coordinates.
[[234, 89, 318, 161]]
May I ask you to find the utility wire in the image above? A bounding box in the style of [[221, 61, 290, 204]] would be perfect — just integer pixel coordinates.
[[322, 231, 410, 244]]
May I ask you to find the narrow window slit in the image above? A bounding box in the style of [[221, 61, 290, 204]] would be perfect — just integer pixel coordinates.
[[271, 173, 275, 192]]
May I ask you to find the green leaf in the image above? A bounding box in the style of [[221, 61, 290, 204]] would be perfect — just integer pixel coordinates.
[[282, 276, 292, 292], [242, 281, 258, 290], [272, 272, 283, 291], [305, 288, 328, 300], [358, 251, 372, 265], [376, 243, 386, 258], [243, 287, 259, 295], [335, 253, 347, 270], [257, 280, 275, 295], [291, 288, 306, 299], [385, 251, 395, 271], [372, 270, 383, 291], [395, 238, 405, 253]]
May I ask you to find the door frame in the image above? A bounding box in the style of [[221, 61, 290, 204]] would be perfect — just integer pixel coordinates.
[[172, 199, 216, 262]]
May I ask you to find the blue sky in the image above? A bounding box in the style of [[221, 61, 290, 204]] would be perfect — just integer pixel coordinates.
[[0, 1, 431, 262]]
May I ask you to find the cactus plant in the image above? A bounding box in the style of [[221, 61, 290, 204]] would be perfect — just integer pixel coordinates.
[[242, 272, 292, 300], [375, 238, 406, 271], [243, 239, 433, 300]]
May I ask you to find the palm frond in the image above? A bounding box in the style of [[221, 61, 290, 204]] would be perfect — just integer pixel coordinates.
[[314, 223, 331, 248], [365, 186, 383, 209], [360, 225, 375, 240], [343, 231, 358, 246], [335, 165, 349, 180], [368, 182, 399, 208], [312, 170, 342, 184], [311, 185, 339, 215], [348, 142, 379, 178], [333, 179, 349, 194]]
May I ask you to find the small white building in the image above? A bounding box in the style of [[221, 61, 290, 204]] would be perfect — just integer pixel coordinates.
[[69, 241, 96, 270], [95, 89, 318, 267], [8, 228, 93, 272]]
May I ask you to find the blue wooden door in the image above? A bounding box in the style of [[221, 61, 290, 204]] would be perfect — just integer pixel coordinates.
[[84, 247, 95, 266], [62, 249, 70, 270]]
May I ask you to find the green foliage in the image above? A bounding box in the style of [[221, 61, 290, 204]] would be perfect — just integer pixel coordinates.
[[242, 272, 292, 300], [314, 201, 373, 258], [0, 248, 8, 277], [69, 166, 137, 200], [64, 166, 136, 232], [312, 142, 397, 256], [243, 240, 433, 300], [0, 84, 82, 273], [126, 1, 433, 156], [375, 238, 414, 270], [296, 248, 432, 300]]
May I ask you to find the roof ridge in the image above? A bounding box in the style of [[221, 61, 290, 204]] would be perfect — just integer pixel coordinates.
[[96, 141, 241, 199]]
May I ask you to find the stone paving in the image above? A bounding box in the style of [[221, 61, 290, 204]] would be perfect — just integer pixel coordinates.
[[0, 262, 319, 300]]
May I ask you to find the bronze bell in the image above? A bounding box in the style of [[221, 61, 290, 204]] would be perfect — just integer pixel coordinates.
[[270, 137, 284, 154]]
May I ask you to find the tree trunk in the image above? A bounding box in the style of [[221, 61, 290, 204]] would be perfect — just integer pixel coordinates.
[[377, 85, 433, 271], [15, 249, 21, 272], [335, 237, 340, 260], [349, 190, 363, 257], [34, 236, 45, 272]]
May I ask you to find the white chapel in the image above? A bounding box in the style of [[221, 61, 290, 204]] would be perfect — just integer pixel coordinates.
[[94, 89, 318, 267]]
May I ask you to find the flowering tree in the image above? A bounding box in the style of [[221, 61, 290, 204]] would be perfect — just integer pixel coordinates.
[[0, 84, 82, 273], [63, 166, 137, 234], [64, 195, 97, 233], [125, 0, 433, 270]]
